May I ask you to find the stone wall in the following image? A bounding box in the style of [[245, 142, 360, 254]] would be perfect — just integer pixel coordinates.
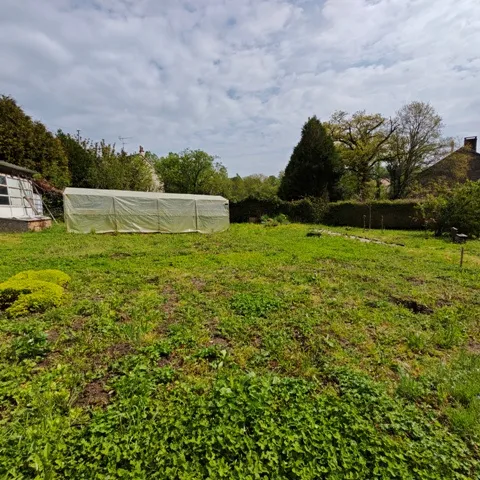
[[0, 218, 52, 233]]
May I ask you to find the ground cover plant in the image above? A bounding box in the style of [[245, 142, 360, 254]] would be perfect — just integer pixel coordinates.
[[0, 224, 479, 478]]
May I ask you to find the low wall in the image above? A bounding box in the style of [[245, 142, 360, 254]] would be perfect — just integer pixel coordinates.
[[0, 218, 52, 233]]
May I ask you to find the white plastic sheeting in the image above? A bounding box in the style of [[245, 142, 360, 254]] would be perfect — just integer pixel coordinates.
[[63, 188, 230, 234]]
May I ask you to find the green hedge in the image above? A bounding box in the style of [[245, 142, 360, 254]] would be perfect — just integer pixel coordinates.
[[324, 200, 420, 229], [230, 197, 327, 224], [230, 198, 421, 229]]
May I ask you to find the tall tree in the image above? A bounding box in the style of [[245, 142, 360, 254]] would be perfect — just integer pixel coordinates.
[[56, 130, 96, 188], [89, 141, 155, 192], [386, 101, 447, 199], [0, 95, 70, 188], [155, 149, 227, 195], [228, 174, 280, 202], [326, 111, 396, 200], [278, 116, 341, 201]]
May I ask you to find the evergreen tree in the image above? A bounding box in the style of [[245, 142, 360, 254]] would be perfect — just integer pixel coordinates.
[[0, 95, 70, 188], [56, 130, 96, 188], [279, 116, 341, 201]]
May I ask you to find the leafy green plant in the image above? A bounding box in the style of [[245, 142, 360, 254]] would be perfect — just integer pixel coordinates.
[[46, 372, 477, 478], [9, 325, 49, 360], [230, 293, 282, 317]]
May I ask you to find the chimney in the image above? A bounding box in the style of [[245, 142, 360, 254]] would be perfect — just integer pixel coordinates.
[[464, 136, 477, 152]]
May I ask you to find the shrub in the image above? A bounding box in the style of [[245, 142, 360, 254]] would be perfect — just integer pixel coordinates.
[[0, 270, 69, 317], [230, 197, 328, 224], [441, 181, 480, 236], [324, 200, 420, 229], [260, 213, 289, 226], [287, 197, 327, 223], [10, 269, 71, 287], [417, 182, 480, 236]]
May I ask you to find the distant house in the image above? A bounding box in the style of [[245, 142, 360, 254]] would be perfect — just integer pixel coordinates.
[[138, 146, 164, 192], [418, 136, 480, 187]]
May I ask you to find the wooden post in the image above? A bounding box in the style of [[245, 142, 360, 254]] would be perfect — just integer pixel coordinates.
[[369, 204, 372, 230], [381, 215, 384, 233], [460, 247, 464, 268], [363, 215, 366, 231]]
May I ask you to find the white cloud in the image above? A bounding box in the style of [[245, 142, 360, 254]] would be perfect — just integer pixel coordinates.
[[0, 0, 479, 175]]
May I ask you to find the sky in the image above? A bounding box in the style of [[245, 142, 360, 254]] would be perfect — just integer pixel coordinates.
[[1, 0, 479, 176]]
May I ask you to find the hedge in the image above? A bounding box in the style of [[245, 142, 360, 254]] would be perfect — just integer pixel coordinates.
[[229, 197, 327, 224], [323, 200, 421, 229], [230, 198, 422, 230]]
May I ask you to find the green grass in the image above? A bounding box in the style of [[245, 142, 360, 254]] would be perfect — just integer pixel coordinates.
[[0, 224, 479, 478]]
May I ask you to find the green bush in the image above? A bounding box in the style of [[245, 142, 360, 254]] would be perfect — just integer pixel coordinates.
[[288, 197, 327, 223], [324, 200, 420, 229], [230, 197, 327, 224], [0, 270, 69, 317], [260, 213, 290, 226], [417, 182, 480, 236], [442, 182, 480, 236], [10, 269, 71, 287]]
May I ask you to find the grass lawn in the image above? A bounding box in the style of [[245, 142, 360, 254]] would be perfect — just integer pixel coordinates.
[[0, 223, 479, 478]]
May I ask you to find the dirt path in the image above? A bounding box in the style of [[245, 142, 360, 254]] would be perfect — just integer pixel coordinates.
[[311, 229, 405, 247]]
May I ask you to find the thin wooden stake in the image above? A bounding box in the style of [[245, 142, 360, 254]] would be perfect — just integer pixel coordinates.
[[460, 247, 464, 268], [381, 215, 384, 233], [369, 204, 372, 230], [363, 215, 366, 231]]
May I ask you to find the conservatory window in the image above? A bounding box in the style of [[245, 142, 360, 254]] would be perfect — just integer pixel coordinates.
[[0, 175, 9, 205]]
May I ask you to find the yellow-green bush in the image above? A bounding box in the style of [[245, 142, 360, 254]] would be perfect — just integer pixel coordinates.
[[0, 270, 69, 318], [10, 269, 71, 287]]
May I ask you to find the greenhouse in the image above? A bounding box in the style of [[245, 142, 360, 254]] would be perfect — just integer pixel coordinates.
[[63, 188, 230, 234]]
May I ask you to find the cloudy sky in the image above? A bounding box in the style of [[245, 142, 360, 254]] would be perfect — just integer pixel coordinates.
[[1, 0, 479, 176]]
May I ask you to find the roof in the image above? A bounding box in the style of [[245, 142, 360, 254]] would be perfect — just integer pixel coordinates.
[[418, 147, 480, 185], [63, 187, 228, 202], [0, 161, 37, 177]]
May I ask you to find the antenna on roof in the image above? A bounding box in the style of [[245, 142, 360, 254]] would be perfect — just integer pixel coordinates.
[[118, 136, 133, 151]]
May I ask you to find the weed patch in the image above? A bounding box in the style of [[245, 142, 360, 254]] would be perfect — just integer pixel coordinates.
[[0, 224, 479, 475], [230, 293, 283, 317]]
